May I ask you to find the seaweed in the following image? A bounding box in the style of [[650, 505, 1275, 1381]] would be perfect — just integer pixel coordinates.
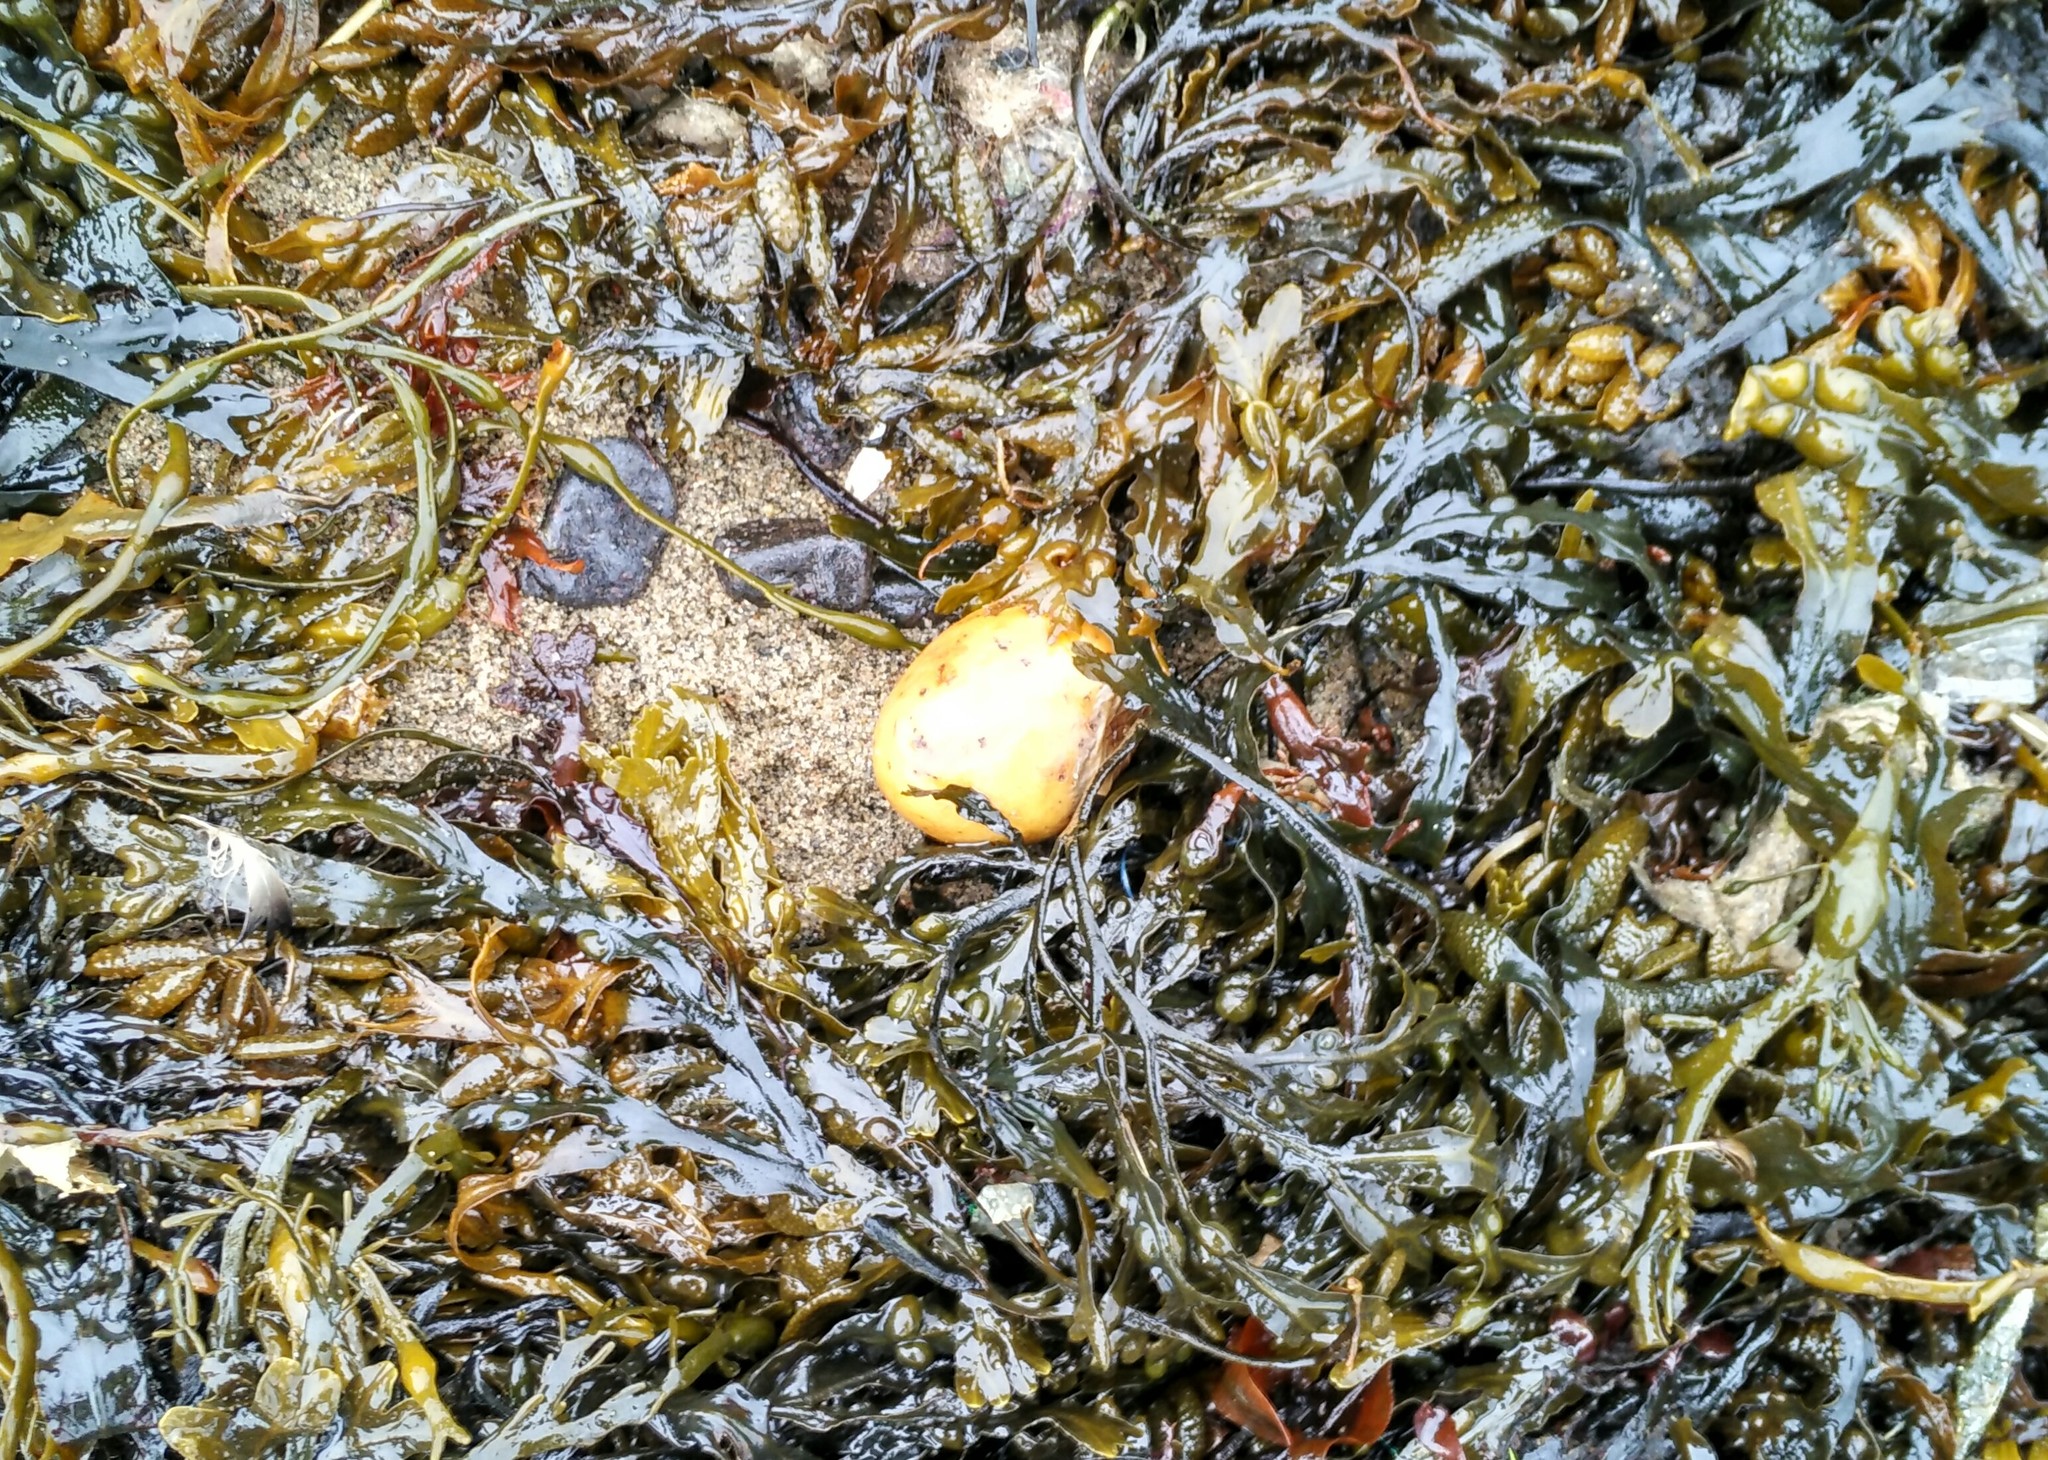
[[0, 0, 2040, 1455]]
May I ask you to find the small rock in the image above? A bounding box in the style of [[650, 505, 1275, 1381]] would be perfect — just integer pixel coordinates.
[[647, 94, 747, 154], [870, 568, 937, 628], [714, 517, 873, 612], [523, 437, 675, 609], [762, 35, 834, 95]]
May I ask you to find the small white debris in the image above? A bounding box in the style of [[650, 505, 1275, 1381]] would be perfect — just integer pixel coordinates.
[[844, 446, 894, 503], [976, 1181, 1037, 1226], [648, 94, 747, 155], [763, 35, 835, 95]]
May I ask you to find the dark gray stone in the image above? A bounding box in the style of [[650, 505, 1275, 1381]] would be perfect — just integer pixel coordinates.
[[869, 567, 937, 627], [714, 517, 873, 611], [522, 436, 676, 608]]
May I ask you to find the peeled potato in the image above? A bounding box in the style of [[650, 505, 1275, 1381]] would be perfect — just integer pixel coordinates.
[[872, 603, 1116, 843]]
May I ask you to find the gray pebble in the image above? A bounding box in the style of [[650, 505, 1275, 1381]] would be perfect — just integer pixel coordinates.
[[715, 517, 873, 611], [523, 437, 676, 609], [712, 516, 940, 628], [870, 571, 937, 627]]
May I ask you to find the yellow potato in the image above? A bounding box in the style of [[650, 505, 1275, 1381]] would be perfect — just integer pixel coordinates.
[[872, 603, 1116, 843]]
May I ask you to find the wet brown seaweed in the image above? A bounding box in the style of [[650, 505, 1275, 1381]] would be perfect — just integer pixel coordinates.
[[0, 0, 2044, 1455]]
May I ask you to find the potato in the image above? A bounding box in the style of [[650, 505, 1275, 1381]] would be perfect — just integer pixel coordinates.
[[872, 603, 1116, 843]]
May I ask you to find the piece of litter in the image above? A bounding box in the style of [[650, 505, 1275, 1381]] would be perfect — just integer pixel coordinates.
[[845, 446, 894, 503]]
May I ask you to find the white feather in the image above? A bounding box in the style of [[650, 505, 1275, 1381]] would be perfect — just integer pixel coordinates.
[[174, 816, 293, 936]]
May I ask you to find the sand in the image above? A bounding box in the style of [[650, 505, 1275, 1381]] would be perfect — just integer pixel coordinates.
[[233, 104, 917, 893], [350, 421, 921, 896]]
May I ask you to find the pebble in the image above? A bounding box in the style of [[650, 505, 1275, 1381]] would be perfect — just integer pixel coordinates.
[[713, 516, 938, 627], [714, 517, 873, 612], [870, 571, 937, 627], [522, 436, 676, 609], [646, 94, 747, 154]]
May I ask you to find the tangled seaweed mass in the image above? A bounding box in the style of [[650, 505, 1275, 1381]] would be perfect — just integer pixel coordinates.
[[0, 0, 2043, 1452]]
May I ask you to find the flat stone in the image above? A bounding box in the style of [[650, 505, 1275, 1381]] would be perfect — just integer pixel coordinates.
[[714, 517, 874, 612], [870, 567, 937, 627], [522, 437, 676, 609]]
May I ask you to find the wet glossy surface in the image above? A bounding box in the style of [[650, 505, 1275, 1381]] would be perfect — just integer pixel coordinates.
[[523, 436, 677, 608], [0, 0, 2041, 1455]]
